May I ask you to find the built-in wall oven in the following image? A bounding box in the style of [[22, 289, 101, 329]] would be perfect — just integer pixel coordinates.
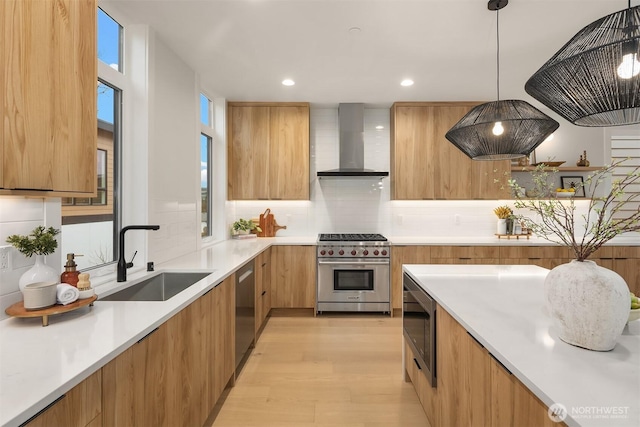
[[317, 234, 390, 313], [403, 272, 436, 387]]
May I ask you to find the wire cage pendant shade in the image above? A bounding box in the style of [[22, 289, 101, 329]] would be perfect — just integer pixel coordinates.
[[445, 0, 560, 161], [525, 4, 640, 126], [445, 100, 559, 160]]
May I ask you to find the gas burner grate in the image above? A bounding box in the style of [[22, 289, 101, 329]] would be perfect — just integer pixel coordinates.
[[318, 233, 387, 242]]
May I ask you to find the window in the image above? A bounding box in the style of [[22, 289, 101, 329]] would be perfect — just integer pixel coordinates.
[[200, 94, 213, 238], [60, 9, 123, 270], [97, 8, 122, 72]]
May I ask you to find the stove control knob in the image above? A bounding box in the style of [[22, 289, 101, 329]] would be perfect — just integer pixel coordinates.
[[320, 250, 326, 256], [328, 250, 334, 256], [338, 250, 344, 255], [363, 250, 369, 256], [381, 250, 388, 256], [351, 250, 357, 256], [374, 250, 379, 256]]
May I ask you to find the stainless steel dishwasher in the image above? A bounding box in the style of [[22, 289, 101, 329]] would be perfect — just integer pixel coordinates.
[[235, 260, 255, 369]]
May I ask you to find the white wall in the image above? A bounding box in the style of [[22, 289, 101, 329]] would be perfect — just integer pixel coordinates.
[[147, 32, 199, 264]]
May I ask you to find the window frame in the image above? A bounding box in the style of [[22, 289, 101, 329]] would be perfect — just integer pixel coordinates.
[[200, 93, 215, 241]]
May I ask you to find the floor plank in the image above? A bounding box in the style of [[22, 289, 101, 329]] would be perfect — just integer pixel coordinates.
[[210, 316, 429, 427]]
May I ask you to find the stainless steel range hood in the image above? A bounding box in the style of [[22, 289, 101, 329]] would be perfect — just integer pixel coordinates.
[[317, 103, 389, 178]]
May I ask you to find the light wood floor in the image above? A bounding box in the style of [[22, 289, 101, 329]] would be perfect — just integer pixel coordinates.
[[210, 315, 430, 427]]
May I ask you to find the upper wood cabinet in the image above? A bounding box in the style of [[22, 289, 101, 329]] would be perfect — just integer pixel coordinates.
[[390, 102, 510, 200], [227, 102, 310, 200], [1, 0, 97, 195]]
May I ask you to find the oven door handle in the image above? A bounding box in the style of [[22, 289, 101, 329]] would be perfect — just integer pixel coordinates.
[[318, 259, 390, 265]]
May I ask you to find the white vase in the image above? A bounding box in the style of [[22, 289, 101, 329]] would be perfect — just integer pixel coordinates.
[[545, 260, 629, 351], [19, 255, 59, 292], [496, 219, 507, 235]]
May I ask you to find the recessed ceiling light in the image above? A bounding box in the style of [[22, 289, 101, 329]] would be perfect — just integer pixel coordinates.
[[349, 27, 361, 34], [282, 79, 295, 86], [375, 125, 384, 130], [401, 79, 414, 87]]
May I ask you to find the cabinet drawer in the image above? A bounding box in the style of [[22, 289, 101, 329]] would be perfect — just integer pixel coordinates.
[[499, 246, 570, 260], [431, 246, 499, 260]]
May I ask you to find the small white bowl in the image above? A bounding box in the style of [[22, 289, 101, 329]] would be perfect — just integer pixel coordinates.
[[629, 308, 640, 323], [555, 191, 574, 198], [23, 281, 58, 310], [78, 288, 95, 299]]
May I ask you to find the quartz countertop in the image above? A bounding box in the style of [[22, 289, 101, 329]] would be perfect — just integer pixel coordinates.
[[389, 234, 640, 246], [0, 236, 314, 427], [403, 264, 640, 427]]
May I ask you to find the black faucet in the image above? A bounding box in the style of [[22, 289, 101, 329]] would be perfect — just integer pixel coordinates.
[[117, 225, 160, 282]]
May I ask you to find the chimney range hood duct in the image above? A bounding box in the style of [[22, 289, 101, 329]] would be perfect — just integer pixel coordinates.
[[317, 103, 389, 178]]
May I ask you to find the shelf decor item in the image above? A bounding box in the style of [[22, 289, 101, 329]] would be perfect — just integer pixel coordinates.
[[508, 160, 640, 351], [525, 2, 640, 126], [560, 176, 585, 197], [231, 218, 261, 236], [493, 205, 512, 234], [445, 0, 559, 160], [6, 226, 61, 292]]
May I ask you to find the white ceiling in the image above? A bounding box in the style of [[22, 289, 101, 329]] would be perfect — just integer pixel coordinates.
[[103, 0, 636, 107]]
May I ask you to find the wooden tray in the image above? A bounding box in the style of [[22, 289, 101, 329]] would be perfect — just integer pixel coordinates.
[[5, 295, 97, 326], [495, 233, 531, 240]]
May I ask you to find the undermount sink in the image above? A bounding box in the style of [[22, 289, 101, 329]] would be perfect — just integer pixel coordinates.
[[100, 271, 213, 302]]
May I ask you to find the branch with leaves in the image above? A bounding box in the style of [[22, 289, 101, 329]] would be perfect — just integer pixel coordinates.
[[6, 226, 60, 257], [508, 159, 640, 261]]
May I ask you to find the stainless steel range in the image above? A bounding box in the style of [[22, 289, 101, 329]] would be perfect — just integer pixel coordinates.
[[316, 233, 390, 314]]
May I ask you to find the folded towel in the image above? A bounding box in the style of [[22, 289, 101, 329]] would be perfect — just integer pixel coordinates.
[[57, 283, 80, 305]]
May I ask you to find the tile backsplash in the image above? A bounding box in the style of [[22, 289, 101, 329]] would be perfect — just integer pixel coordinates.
[[0, 197, 62, 318]]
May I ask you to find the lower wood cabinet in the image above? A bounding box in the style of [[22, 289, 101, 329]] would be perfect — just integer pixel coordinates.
[[437, 306, 490, 427], [499, 246, 571, 270], [271, 245, 316, 308], [404, 304, 566, 427], [102, 275, 235, 427], [255, 247, 272, 336], [391, 246, 431, 312], [25, 370, 101, 427]]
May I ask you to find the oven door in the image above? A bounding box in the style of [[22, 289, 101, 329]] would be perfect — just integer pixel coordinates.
[[317, 258, 390, 304]]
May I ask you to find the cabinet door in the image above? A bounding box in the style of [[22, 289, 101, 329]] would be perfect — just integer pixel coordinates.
[[472, 160, 511, 199], [431, 246, 500, 265], [227, 105, 270, 200], [269, 106, 310, 200], [102, 325, 167, 426], [500, 246, 571, 269], [25, 370, 101, 427], [211, 275, 235, 403], [255, 248, 272, 335], [391, 246, 431, 312], [432, 105, 478, 200], [271, 245, 316, 308], [437, 305, 490, 427], [0, 0, 4, 189], [404, 340, 437, 427], [613, 247, 640, 295], [391, 105, 435, 199], [3, 0, 96, 193]]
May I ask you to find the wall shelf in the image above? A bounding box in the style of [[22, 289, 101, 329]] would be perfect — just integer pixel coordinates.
[[510, 166, 601, 172]]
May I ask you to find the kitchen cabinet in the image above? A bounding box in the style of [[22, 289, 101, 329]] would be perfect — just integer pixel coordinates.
[[490, 356, 561, 427], [430, 245, 500, 264], [1, 0, 97, 195], [499, 246, 571, 270], [390, 102, 510, 200], [227, 102, 309, 200], [612, 247, 640, 296], [255, 247, 272, 336], [391, 246, 431, 314], [404, 340, 438, 427], [271, 245, 316, 309], [437, 305, 490, 427], [102, 275, 235, 426], [24, 370, 101, 427], [404, 305, 565, 427]]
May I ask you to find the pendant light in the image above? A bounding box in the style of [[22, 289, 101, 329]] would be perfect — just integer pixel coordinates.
[[445, 0, 559, 161], [525, 1, 640, 126]]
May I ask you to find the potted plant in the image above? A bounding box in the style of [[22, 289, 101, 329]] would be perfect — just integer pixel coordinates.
[[231, 219, 261, 235], [6, 226, 61, 291], [508, 159, 640, 351]]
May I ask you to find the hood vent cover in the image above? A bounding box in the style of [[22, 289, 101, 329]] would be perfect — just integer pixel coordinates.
[[317, 103, 389, 178]]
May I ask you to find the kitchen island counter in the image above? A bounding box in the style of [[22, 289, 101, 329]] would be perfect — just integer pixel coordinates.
[[403, 264, 640, 427]]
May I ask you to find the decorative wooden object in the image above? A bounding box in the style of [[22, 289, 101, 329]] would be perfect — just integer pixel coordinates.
[[5, 295, 97, 326], [495, 233, 532, 240]]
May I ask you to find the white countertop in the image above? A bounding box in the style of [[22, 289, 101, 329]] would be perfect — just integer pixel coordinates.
[[403, 264, 640, 427], [0, 237, 314, 427]]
